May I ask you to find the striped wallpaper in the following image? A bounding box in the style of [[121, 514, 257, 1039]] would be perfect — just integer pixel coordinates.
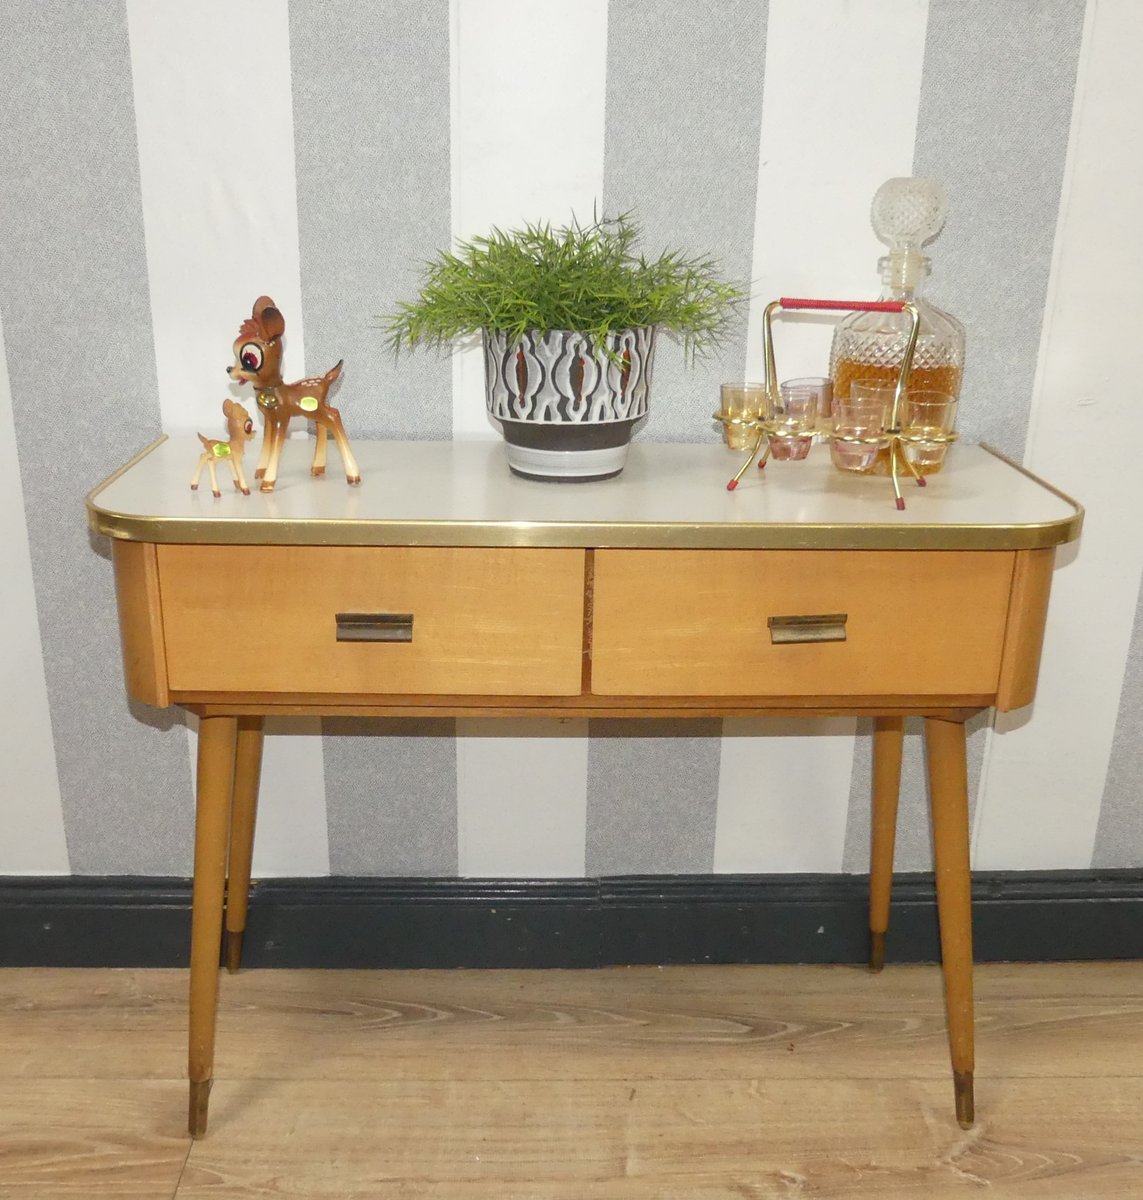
[[1, 0, 1137, 881]]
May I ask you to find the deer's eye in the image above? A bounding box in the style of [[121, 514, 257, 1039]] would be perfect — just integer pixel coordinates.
[[244, 420, 254, 435], [239, 342, 263, 372]]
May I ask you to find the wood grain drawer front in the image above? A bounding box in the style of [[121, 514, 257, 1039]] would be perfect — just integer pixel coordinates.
[[158, 546, 586, 696], [590, 549, 1016, 697]]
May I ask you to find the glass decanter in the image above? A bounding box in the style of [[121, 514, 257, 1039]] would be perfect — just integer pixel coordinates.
[[829, 177, 965, 409]]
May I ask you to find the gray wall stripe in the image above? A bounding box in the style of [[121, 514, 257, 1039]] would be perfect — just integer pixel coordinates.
[[602, 0, 768, 442], [1093, 574, 1143, 867], [842, 713, 988, 875], [289, 0, 458, 875], [842, 0, 1086, 874], [910, 0, 1085, 458], [596, 0, 768, 873], [586, 719, 722, 875], [289, 0, 453, 438], [0, 2, 193, 873]]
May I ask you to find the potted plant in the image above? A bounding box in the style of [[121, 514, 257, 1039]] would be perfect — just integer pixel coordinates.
[[386, 214, 744, 481]]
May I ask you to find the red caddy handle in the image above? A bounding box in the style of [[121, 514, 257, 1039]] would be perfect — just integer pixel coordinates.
[[778, 297, 905, 313]]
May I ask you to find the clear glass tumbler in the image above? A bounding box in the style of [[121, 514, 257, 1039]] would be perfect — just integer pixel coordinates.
[[769, 383, 818, 460], [902, 391, 957, 475], [780, 376, 833, 420], [831, 395, 889, 473]]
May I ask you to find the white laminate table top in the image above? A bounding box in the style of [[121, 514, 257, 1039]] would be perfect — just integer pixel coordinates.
[[87, 437, 1081, 551]]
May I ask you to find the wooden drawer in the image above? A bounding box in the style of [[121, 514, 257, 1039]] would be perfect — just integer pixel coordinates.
[[590, 549, 1016, 697], [157, 546, 586, 696]]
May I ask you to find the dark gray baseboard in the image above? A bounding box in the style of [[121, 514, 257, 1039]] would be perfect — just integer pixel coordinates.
[[2, 871, 1141, 968]]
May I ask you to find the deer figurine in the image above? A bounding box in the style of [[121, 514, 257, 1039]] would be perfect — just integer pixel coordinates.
[[191, 399, 256, 497], [226, 295, 361, 493]]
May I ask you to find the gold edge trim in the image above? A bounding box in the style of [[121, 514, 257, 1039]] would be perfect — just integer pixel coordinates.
[[85, 512, 1077, 551], [980, 442, 1084, 540], [85, 436, 169, 537]]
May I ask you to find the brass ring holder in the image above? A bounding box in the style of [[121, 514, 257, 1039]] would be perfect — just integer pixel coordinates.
[[716, 297, 958, 510]]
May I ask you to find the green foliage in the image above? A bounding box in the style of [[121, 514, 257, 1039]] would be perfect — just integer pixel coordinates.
[[385, 214, 745, 359]]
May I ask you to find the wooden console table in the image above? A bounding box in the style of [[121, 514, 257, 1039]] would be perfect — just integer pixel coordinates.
[[87, 437, 1081, 1138]]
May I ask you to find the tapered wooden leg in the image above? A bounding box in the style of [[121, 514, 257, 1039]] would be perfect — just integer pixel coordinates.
[[924, 715, 975, 1129], [225, 716, 264, 974], [188, 716, 237, 1139], [869, 716, 905, 971]]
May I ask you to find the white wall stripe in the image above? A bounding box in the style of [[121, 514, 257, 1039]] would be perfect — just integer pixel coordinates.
[[126, 0, 309, 435], [457, 719, 588, 877], [449, 0, 609, 439], [127, 0, 329, 877], [724, 0, 929, 874], [973, 0, 1143, 870], [0, 309, 68, 874], [715, 719, 857, 873], [450, 0, 606, 877], [744, 0, 930, 384]]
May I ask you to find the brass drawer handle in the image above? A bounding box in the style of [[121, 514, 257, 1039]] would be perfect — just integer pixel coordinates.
[[335, 612, 414, 643], [768, 613, 847, 644]]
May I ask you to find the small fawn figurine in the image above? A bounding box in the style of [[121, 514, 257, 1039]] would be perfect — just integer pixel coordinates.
[[191, 399, 256, 497], [226, 295, 361, 493]]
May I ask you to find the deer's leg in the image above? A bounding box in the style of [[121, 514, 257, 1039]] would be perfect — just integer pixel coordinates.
[[190, 452, 209, 491], [207, 459, 221, 498], [232, 456, 250, 496], [321, 407, 361, 485], [254, 410, 275, 479], [260, 414, 289, 493], [311, 422, 328, 477]]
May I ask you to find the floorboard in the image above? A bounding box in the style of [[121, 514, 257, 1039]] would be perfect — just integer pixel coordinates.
[[1, 963, 1141, 1197]]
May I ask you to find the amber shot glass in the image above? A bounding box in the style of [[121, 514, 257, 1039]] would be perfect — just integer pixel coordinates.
[[718, 383, 768, 451]]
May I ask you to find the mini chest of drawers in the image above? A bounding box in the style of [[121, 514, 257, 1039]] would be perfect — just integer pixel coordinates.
[[89, 437, 1081, 1138]]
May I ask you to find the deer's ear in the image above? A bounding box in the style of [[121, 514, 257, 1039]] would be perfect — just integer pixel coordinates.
[[251, 295, 285, 339], [260, 306, 286, 340], [222, 398, 234, 416]]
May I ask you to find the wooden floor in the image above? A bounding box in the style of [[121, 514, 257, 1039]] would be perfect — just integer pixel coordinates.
[[1, 963, 1142, 1198]]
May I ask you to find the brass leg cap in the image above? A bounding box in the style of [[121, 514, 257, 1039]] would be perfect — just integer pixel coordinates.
[[225, 929, 244, 974], [869, 930, 886, 973], [189, 1078, 212, 1139], [954, 1070, 975, 1129]]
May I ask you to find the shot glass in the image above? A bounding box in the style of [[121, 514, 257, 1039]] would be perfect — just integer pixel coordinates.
[[718, 383, 768, 451], [780, 376, 833, 421], [831, 396, 889, 473], [850, 378, 902, 414], [768, 382, 818, 460], [902, 391, 958, 475]]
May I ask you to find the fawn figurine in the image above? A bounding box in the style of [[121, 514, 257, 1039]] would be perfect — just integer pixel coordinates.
[[226, 295, 361, 493], [191, 399, 256, 497]]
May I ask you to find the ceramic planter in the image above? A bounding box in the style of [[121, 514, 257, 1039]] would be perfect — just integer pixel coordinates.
[[483, 327, 656, 481]]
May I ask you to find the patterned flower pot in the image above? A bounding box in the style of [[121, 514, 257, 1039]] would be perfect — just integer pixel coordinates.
[[483, 327, 656, 481]]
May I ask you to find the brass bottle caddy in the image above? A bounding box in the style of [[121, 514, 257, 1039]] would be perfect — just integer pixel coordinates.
[[716, 297, 958, 510]]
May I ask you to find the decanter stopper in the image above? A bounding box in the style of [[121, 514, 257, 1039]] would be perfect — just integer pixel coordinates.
[[871, 177, 948, 291]]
